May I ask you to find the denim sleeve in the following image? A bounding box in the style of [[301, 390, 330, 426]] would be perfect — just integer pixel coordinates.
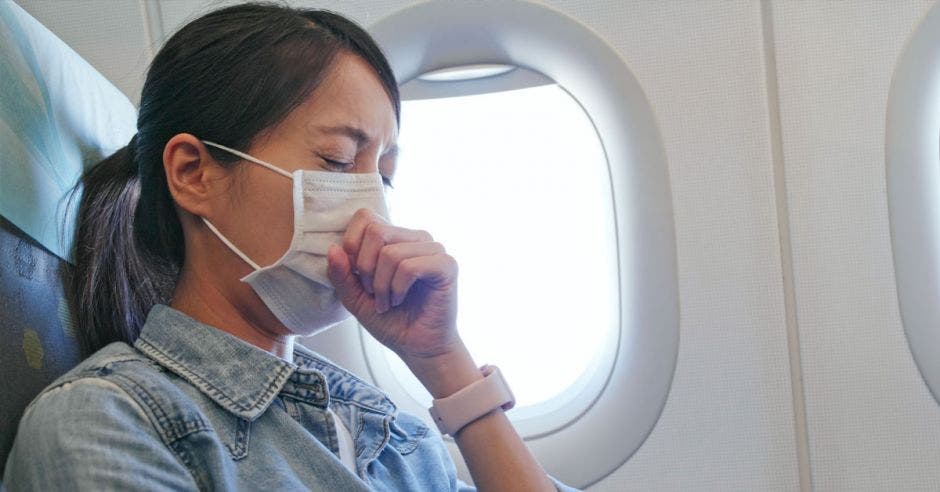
[[3, 378, 198, 491]]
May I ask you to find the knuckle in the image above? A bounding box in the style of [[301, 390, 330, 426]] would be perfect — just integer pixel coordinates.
[[398, 259, 418, 279], [442, 253, 458, 272], [359, 208, 387, 225], [365, 222, 388, 243], [342, 235, 358, 253], [355, 250, 374, 272], [378, 244, 401, 266]]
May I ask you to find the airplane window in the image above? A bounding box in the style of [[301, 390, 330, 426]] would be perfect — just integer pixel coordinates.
[[361, 2, 679, 486], [886, 3, 940, 406], [374, 72, 619, 423]]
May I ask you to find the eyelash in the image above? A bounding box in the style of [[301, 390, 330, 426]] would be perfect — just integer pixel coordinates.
[[322, 157, 393, 188]]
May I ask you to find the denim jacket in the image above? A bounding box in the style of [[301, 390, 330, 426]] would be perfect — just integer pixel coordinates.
[[4, 304, 576, 491]]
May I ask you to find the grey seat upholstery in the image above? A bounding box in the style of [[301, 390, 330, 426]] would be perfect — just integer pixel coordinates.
[[0, 215, 81, 474]]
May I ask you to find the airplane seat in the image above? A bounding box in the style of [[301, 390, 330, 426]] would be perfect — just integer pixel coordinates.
[[0, 216, 81, 475], [0, 1, 136, 474]]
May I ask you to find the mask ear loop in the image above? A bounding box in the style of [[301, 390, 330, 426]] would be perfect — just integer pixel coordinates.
[[202, 140, 294, 179], [199, 140, 294, 271], [201, 218, 262, 271]]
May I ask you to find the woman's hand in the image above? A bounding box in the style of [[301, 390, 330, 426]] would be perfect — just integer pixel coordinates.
[[328, 211, 555, 491], [327, 209, 485, 399], [326, 208, 462, 362]]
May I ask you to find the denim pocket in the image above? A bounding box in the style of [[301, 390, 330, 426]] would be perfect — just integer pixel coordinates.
[[388, 412, 430, 455]]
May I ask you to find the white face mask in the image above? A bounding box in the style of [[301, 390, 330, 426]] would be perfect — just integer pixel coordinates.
[[199, 140, 389, 336]]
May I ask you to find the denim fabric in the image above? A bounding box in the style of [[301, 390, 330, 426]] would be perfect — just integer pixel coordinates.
[[4, 304, 472, 490]]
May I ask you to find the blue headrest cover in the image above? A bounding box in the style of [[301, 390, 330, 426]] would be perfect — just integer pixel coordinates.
[[0, 1, 137, 262]]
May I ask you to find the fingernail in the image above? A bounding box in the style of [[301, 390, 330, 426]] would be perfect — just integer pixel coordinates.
[[376, 302, 387, 314], [362, 276, 374, 294], [391, 293, 403, 307]]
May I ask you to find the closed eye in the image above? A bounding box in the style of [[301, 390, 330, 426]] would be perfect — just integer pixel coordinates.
[[323, 157, 393, 188], [322, 157, 354, 171]]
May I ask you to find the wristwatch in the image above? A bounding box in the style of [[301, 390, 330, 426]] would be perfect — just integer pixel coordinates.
[[428, 365, 516, 437]]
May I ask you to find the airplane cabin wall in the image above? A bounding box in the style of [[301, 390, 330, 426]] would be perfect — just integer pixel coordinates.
[[772, 1, 940, 489], [12, 0, 940, 489]]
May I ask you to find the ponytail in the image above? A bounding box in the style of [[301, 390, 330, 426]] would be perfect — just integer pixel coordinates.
[[70, 135, 179, 356]]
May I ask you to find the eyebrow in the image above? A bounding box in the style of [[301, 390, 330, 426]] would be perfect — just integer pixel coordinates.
[[313, 124, 399, 158], [315, 124, 370, 146]]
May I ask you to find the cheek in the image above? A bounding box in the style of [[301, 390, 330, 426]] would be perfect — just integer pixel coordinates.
[[237, 176, 295, 266]]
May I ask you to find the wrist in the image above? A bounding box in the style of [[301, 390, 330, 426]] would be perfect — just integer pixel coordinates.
[[429, 365, 515, 437], [402, 343, 482, 399]]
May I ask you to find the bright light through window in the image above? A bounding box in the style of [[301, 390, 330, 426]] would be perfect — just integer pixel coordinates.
[[381, 81, 619, 414]]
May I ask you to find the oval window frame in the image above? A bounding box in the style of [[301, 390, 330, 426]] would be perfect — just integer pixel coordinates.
[[363, 72, 622, 439], [887, 3, 940, 408], [358, 1, 680, 488]]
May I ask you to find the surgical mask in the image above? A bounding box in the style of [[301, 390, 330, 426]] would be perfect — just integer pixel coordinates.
[[200, 140, 389, 335]]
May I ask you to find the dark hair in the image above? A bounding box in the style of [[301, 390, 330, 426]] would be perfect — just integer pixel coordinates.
[[70, 2, 400, 356]]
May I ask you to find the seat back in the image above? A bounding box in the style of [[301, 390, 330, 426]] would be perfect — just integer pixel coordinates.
[[0, 216, 81, 472], [0, 1, 137, 475]]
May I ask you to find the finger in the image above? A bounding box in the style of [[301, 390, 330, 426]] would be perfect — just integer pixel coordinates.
[[373, 241, 446, 313], [327, 243, 371, 314], [341, 208, 387, 264], [389, 253, 458, 308], [356, 223, 432, 296]]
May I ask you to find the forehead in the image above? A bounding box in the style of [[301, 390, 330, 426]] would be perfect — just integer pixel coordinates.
[[283, 52, 398, 145]]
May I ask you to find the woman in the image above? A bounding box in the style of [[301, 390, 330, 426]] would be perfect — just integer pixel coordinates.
[[3, 3, 572, 491]]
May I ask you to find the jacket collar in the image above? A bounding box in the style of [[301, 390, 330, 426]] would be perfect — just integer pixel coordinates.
[[292, 343, 396, 416], [133, 304, 396, 421], [134, 304, 298, 421]]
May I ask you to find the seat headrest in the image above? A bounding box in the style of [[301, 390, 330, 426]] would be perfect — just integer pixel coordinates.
[[0, 0, 137, 262]]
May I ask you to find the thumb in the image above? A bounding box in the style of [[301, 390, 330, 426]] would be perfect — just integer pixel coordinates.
[[327, 243, 369, 312]]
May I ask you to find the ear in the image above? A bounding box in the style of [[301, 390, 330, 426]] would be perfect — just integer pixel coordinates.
[[162, 133, 230, 218]]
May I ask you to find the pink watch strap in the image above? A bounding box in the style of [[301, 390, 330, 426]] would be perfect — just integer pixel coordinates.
[[428, 365, 515, 436]]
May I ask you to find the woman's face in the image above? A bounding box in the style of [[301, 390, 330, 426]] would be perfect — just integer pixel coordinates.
[[200, 51, 399, 332]]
